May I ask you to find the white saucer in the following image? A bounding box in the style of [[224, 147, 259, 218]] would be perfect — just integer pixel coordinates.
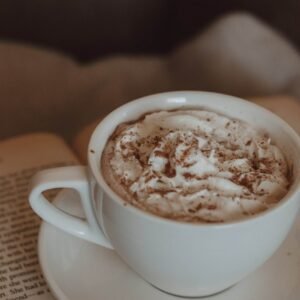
[[38, 190, 300, 300]]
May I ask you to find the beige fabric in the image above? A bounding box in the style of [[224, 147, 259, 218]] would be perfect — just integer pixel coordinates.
[[1, 13, 300, 141]]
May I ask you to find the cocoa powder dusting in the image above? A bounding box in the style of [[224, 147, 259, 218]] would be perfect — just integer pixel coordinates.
[[195, 202, 203, 211], [164, 161, 176, 178], [207, 204, 217, 210], [182, 172, 195, 180], [154, 150, 169, 159], [103, 108, 290, 224]]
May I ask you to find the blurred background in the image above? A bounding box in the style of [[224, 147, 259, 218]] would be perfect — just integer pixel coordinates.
[[1, 0, 300, 141], [0, 0, 299, 62]]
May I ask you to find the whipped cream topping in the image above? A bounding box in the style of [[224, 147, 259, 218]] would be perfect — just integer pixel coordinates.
[[102, 109, 290, 223]]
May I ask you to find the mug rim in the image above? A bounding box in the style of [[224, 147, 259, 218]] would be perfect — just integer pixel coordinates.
[[88, 91, 300, 227]]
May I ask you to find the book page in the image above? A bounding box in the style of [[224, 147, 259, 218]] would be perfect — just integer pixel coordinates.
[[0, 133, 79, 300]]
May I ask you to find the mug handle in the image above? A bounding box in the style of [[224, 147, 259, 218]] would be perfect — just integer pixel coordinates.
[[29, 165, 113, 249]]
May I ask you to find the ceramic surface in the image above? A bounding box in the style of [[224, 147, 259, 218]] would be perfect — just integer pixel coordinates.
[[39, 190, 300, 300], [32, 92, 300, 297]]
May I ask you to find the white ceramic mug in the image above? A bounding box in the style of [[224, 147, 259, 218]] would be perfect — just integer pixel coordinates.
[[29, 91, 300, 297]]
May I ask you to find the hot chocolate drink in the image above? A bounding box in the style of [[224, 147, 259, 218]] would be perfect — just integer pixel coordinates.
[[101, 109, 290, 223]]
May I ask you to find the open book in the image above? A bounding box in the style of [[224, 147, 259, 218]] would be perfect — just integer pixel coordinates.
[[0, 96, 299, 300]]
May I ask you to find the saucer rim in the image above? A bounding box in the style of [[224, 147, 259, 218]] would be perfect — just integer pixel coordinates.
[[37, 189, 300, 300], [38, 220, 70, 300]]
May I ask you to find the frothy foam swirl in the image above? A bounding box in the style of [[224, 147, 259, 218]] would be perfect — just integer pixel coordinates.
[[102, 110, 290, 223]]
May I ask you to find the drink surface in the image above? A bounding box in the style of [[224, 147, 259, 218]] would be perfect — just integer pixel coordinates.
[[101, 109, 290, 223]]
